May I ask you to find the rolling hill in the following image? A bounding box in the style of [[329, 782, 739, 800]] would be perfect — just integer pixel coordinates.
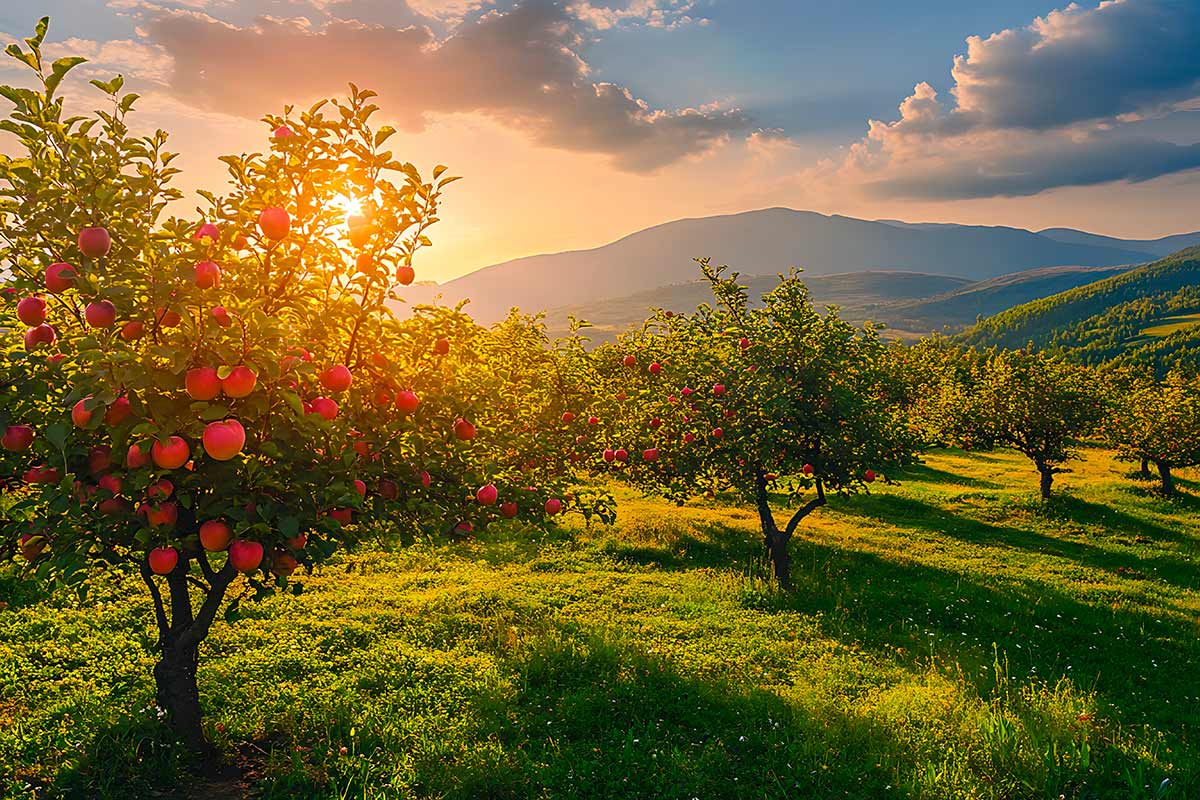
[[418, 209, 1162, 323], [956, 246, 1200, 373]]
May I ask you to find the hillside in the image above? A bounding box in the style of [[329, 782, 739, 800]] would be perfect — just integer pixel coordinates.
[[957, 246, 1200, 372], [1037, 227, 1200, 257], [423, 209, 1157, 323]]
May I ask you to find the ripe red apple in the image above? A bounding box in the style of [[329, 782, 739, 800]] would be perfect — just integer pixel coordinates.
[[200, 520, 233, 552], [229, 539, 264, 572], [373, 386, 394, 407], [98, 497, 130, 516], [587, 416, 599, 426], [45, 262, 76, 293], [310, 396, 338, 420], [379, 478, 400, 501], [258, 206, 291, 241], [286, 533, 307, 550], [395, 390, 420, 414], [615, 448, 629, 462], [353, 479, 367, 497], [622, 354, 636, 368], [353, 440, 371, 458], [329, 508, 353, 525], [211, 306, 232, 327], [151, 436, 190, 470], [194, 222, 219, 242], [649, 418, 661, 429], [2, 425, 34, 451], [148, 546, 178, 575], [738, 337, 751, 350], [85, 300, 116, 328], [16, 296, 46, 326], [120, 320, 145, 341], [104, 396, 133, 426], [271, 550, 298, 578], [88, 445, 112, 475], [544, 498, 562, 516], [77, 227, 111, 258], [711, 428, 724, 440], [684, 432, 695, 443], [143, 501, 178, 529], [603, 448, 615, 462], [23, 324, 56, 350], [273, 124, 294, 139], [453, 418, 476, 440], [713, 384, 726, 397], [156, 307, 182, 328], [649, 362, 662, 375], [186, 366, 221, 400], [148, 478, 174, 499], [320, 364, 353, 392], [126, 443, 151, 469], [643, 448, 659, 461], [864, 469, 876, 483], [98, 473, 122, 495], [802, 463, 814, 476], [194, 261, 221, 289], [433, 337, 450, 356], [221, 365, 257, 398], [499, 501, 518, 518], [454, 521, 474, 534], [72, 398, 94, 428], [396, 265, 415, 285], [561, 412, 576, 424], [476, 484, 498, 505], [203, 419, 246, 461]]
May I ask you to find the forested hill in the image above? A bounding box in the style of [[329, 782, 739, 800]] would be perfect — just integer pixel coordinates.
[[956, 246, 1200, 374]]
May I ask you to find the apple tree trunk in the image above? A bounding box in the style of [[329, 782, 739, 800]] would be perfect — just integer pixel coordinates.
[[752, 469, 825, 590], [1140, 457, 1152, 479], [1155, 460, 1175, 496]]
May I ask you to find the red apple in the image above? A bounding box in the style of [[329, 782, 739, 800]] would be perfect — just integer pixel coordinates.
[[453, 418, 477, 440], [433, 337, 450, 356], [23, 324, 56, 350], [151, 436, 190, 470], [499, 501, 518, 518], [622, 354, 636, 368], [353, 479, 367, 497], [258, 206, 291, 241], [120, 321, 145, 341], [320, 364, 353, 392], [16, 296, 46, 326], [104, 395, 133, 426], [143, 501, 178, 528], [373, 386, 394, 407], [711, 428, 724, 439], [684, 432, 695, 443], [72, 397, 94, 428], [420, 470, 431, 489], [2, 425, 34, 451], [356, 253, 374, 272], [156, 307, 182, 328], [544, 498, 562, 516], [221, 365, 257, 398], [88, 445, 112, 475], [395, 390, 420, 414], [561, 412, 576, 424], [186, 366, 221, 400], [84, 300, 116, 328], [396, 265, 415, 285], [649, 362, 662, 375], [126, 443, 151, 469], [864, 469, 876, 483], [203, 419, 246, 461], [310, 396, 338, 420], [476, 484, 498, 505], [379, 478, 400, 501], [615, 448, 629, 462], [649, 418, 661, 429], [148, 478, 174, 499], [229, 539, 264, 572], [211, 306, 232, 327], [587, 416, 599, 426], [713, 384, 726, 397], [802, 463, 814, 476], [603, 448, 615, 462], [738, 337, 751, 350], [98, 473, 122, 495], [199, 520, 233, 552], [194, 261, 221, 289], [286, 533, 307, 550], [78, 227, 111, 258], [45, 262, 76, 293], [98, 497, 130, 516], [271, 550, 298, 578], [148, 547, 178, 575], [273, 124, 294, 139], [329, 508, 353, 525], [194, 222, 219, 242], [643, 448, 659, 461]]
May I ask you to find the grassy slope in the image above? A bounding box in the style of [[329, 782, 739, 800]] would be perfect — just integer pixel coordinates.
[[2, 448, 1198, 799]]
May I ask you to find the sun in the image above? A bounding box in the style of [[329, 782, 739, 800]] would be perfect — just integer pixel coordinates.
[[331, 192, 363, 221]]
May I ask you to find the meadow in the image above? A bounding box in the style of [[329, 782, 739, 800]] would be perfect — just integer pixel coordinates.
[[2, 446, 1197, 799]]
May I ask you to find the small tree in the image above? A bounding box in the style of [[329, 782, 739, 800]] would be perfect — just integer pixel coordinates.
[[0, 22, 600, 767], [934, 347, 1104, 498], [1104, 372, 1200, 496], [591, 260, 919, 588]]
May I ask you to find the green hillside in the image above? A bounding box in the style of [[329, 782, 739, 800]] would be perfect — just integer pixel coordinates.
[[957, 247, 1200, 373]]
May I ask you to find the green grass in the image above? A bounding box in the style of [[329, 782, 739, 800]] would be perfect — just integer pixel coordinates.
[[1139, 313, 1200, 338], [2, 448, 1198, 799]]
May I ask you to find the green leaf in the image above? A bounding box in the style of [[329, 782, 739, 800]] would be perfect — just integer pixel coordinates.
[[45, 57, 87, 96], [279, 516, 300, 539], [44, 422, 68, 451]]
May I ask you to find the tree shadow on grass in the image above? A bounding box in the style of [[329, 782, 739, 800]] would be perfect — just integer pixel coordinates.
[[891, 461, 1002, 489]]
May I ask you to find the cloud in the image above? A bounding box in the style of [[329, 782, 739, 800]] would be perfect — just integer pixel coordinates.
[[40, 37, 174, 83], [841, 0, 1200, 199], [567, 0, 708, 30], [138, 2, 748, 169]]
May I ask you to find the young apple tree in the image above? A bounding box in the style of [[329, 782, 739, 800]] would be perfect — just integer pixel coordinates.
[[1104, 372, 1200, 496], [0, 22, 600, 767], [591, 260, 919, 588]]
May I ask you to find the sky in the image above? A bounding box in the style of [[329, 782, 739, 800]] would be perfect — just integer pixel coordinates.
[[2, 0, 1200, 282]]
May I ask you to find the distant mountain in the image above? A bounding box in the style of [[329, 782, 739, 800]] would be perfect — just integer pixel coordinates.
[[957, 246, 1200, 374], [423, 208, 1163, 323], [1036, 228, 1200, 258]]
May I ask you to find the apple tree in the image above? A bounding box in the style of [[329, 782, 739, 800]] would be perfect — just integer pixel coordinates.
[[0, 21, 601, 766], [1103, 371, 1200, 496], [589, 260, 920, 588]]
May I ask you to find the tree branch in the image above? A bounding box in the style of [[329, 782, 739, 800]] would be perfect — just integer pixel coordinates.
[[784, 478, 826, 538], [179, 561, 237, 651]]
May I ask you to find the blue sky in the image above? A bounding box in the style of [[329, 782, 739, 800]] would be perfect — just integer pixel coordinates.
[[3, 1, 1199, 280]]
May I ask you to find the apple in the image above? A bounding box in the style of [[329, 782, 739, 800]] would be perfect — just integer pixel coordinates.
[[802, 463, 813, 476], [310, 396, 338, 420], [120, 321, 145, 341], [45, 262, 76, 293], [587, 416, 599, 426], [143, 501, 178, 528], [16, 296, 46, 326], [258, 206, 291, 241], [98, 497, 130, 516], [353, 479, 367, 497], [156, 307, 182, 328], [320, 364, 353, 392], [23, 324, 56, 350], [684, 432, 695, 443], [561, 412, 576, 424], [395, 390, 420, 414], [649, 362, 662, 375], [186, 366, 222, 400], [98, 473, 122, 495], [2, 425, 34, 451], [83, 300, 116, 329], [378, 478, 400, 501], [454, 521, 474, 534], [649, 418, 661, 429], [72, 397, 94, 428], [19, 533, 46, 561], [373, 386, 394, 407], [194, 261, 221, 289], [615, 392, 627, 402], [88, 445, 112, 475], [78, 227, 111, 258], [234, 234, 249, 250], [151, 436, 190, 470], [643, 448, 659, 461], [711, 428, 724, 440], [286, 533, 308, 550], [433, 337, 450, 356], [104, 396, 133, 426], [622, 354, 636, 368], [739, 337, 751, 350], [271, 550, 299, 578], [203, 419, 246, 461], [453, 418, 476, 440], [222, 365, 257, 398], [603, 449, 615, 462], [200, 520, 233, 552], [126, 443, 151, 469], [329, 508, 353, 525], [211, 306, 232, 327], [356, 253, 374, 272], [148, 478, 174, 499], [194, 222, 220, 242], [148, 547, 179, 575], [713, 384, 726, 397], [420, 470, 431, 489], [864, 469, 876, 483], [273, 124, 294, 139], [544, 498, 562, 516], [476, 484, 498, 505], [229, 539, 264, 572], [396, 265, 415, 285], [353, 440, 371, 458], [614, 448, 629, 462]]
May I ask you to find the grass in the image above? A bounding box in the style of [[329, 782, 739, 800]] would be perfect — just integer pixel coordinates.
[[1, 447, 1198, 799], [1138, 312, 1200, 338]]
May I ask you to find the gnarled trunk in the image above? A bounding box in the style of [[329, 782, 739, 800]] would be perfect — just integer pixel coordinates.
[[752, 467, 826, 590], [1140, 457, 1151, 479], [1155, 460, 1174, 496], [155, 637, 210, 760], [1039, 468, 1053, 499]]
